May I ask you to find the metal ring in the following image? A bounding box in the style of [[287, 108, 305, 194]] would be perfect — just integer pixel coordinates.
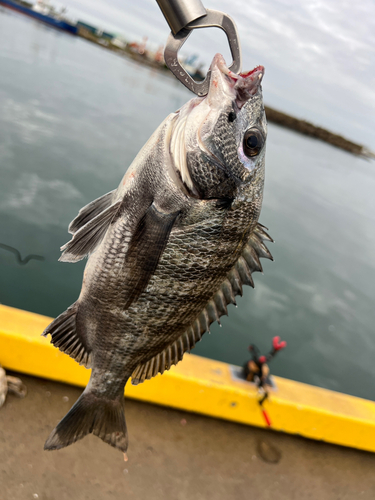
[[164, 9, 242, 96]]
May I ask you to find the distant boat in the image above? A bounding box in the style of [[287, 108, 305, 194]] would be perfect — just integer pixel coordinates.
[[0, 0, 78, 35]]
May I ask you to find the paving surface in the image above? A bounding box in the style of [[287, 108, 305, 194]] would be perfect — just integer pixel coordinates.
[[1, 373, 375, 500]]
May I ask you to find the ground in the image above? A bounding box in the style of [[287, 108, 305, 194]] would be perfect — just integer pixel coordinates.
[[1, 373, 374, 500]]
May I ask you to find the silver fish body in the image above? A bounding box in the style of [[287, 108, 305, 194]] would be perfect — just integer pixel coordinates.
[[43, 54, 272, 454]]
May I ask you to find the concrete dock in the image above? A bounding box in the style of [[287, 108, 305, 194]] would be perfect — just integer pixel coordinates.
[[2, 304, 375, 454], [1, 372, 375, 500]]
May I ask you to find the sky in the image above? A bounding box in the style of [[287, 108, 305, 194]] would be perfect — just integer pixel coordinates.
[[53, 0, 375, 147]]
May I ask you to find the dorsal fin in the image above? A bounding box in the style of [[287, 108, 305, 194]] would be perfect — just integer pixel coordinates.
[[131, 320, 203, 385], [130, 222, 273, 385]]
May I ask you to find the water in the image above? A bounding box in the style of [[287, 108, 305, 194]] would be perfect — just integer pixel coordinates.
[[1, 10, 374, 401]]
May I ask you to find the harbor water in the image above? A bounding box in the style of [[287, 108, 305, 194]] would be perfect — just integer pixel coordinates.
[[0, 9, 374, 400]]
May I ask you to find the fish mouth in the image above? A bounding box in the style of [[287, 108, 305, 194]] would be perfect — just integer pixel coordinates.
[[239, 66, 265, 86], [210, 53, 264, 83], [208, 54, 264, 108]]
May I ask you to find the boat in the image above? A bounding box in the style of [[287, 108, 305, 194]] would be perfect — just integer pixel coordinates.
[[0, 0, 78, 35]]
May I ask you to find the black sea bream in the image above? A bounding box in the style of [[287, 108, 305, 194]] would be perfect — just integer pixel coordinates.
[[43, 54, 273, 454]]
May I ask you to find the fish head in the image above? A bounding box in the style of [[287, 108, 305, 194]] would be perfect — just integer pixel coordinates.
[[170, 54, 266, 200]]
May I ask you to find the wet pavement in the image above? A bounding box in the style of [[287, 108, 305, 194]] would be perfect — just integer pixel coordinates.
[[1, 373, 375, 500]]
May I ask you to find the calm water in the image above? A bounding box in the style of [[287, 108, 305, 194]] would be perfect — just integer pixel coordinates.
[[1, 10, 374, 400]]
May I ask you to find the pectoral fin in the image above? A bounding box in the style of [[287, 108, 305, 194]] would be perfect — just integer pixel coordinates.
[[123, 204, 180, 308]]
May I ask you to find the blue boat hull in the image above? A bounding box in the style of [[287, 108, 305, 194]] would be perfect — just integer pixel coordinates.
[[0, 0, 78, 35]]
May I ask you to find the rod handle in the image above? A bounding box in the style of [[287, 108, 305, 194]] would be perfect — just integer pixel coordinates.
[[156, 0, 206, 34]]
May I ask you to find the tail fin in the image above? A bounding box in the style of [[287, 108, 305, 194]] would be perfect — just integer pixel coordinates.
[[44, 389, 128, 453]]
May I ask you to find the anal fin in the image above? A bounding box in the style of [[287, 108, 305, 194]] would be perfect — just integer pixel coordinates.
[[42, 302, 91, 368]]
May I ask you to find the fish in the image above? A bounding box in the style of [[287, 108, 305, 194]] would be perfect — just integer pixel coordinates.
[[42, 53, 273, 454], [0, 366, 7, 408], [0, 367, 27, 408]]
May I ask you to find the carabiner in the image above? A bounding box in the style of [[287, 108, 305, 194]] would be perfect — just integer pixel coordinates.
[[163, 8, 242, 96]]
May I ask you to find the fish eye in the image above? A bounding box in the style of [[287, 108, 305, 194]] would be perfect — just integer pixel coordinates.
[[243, 129, 264, 157]]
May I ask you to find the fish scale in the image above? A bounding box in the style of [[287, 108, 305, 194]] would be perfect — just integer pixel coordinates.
[[42, 54, 270, 454]]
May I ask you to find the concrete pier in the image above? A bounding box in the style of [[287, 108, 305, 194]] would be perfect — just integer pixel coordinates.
[[1, 373, 374, 500]]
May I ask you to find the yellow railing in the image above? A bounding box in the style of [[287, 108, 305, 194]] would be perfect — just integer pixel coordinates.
[[1, 304, 375, 452]]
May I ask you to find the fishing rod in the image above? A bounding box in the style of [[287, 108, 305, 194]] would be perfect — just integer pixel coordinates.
[[155, 0, 242, 96]]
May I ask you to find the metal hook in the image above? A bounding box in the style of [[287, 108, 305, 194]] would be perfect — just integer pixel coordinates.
[[164, 9, 242, 96]]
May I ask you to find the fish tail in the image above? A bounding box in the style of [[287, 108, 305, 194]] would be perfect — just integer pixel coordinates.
[[44, 388, 128, 453]]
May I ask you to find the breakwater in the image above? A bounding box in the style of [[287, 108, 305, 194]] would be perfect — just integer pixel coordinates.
[[77, 29, 373, 159], [264, 106, 374, 159]]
